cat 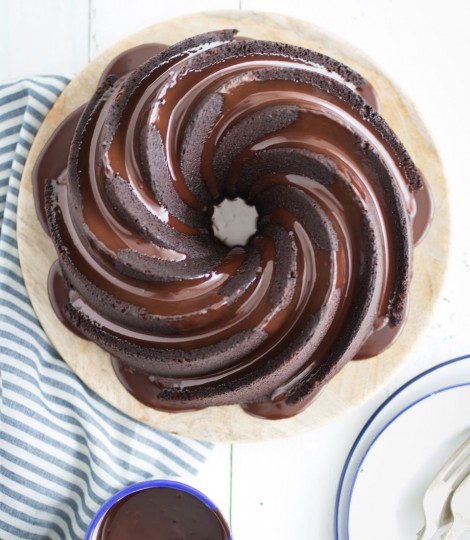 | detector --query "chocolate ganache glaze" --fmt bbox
[96,487,230,540]
[33,30,433,419]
